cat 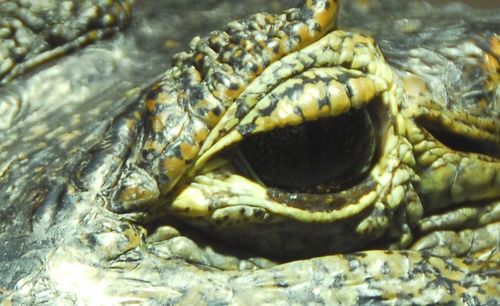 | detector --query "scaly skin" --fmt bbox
[0,0,499,304]
[0,0,133,83]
